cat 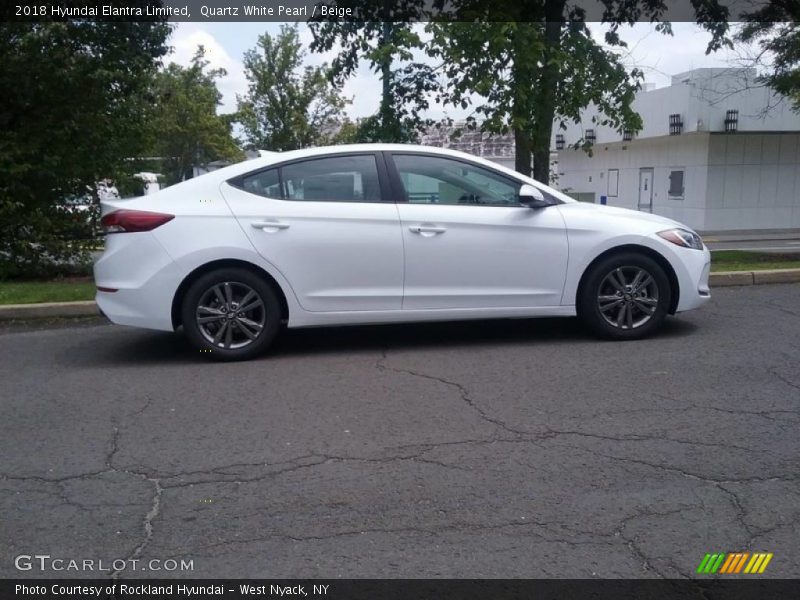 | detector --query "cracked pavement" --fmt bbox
[1,284,798,578]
